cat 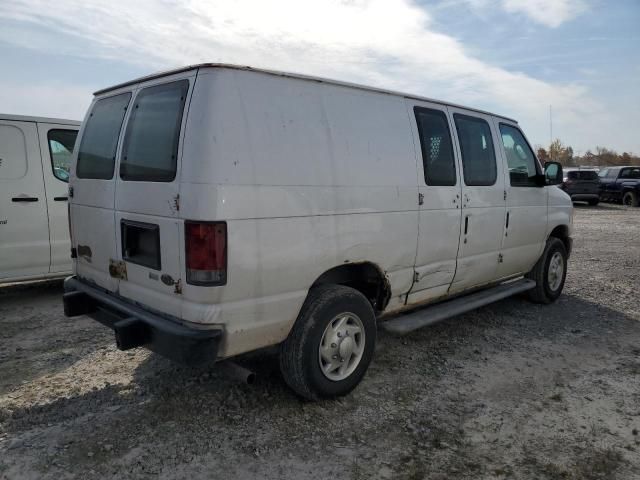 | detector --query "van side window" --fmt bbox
[47,129,78,182]
[77,93,131,180]
[0,125,27,180]
[120,80,189,182]
[414,107,456,186]
[499,124,540,187]
[453,114,497,186]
